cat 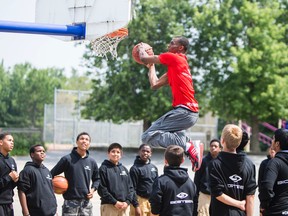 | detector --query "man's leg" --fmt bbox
[142,108,198,149]
[62,200,80,216]
[197,192,211,216]
[137,196,151,216]
[129,204,136,216]
[101,204,119,216]
[80,200,93,216]
[142,107,203,171]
